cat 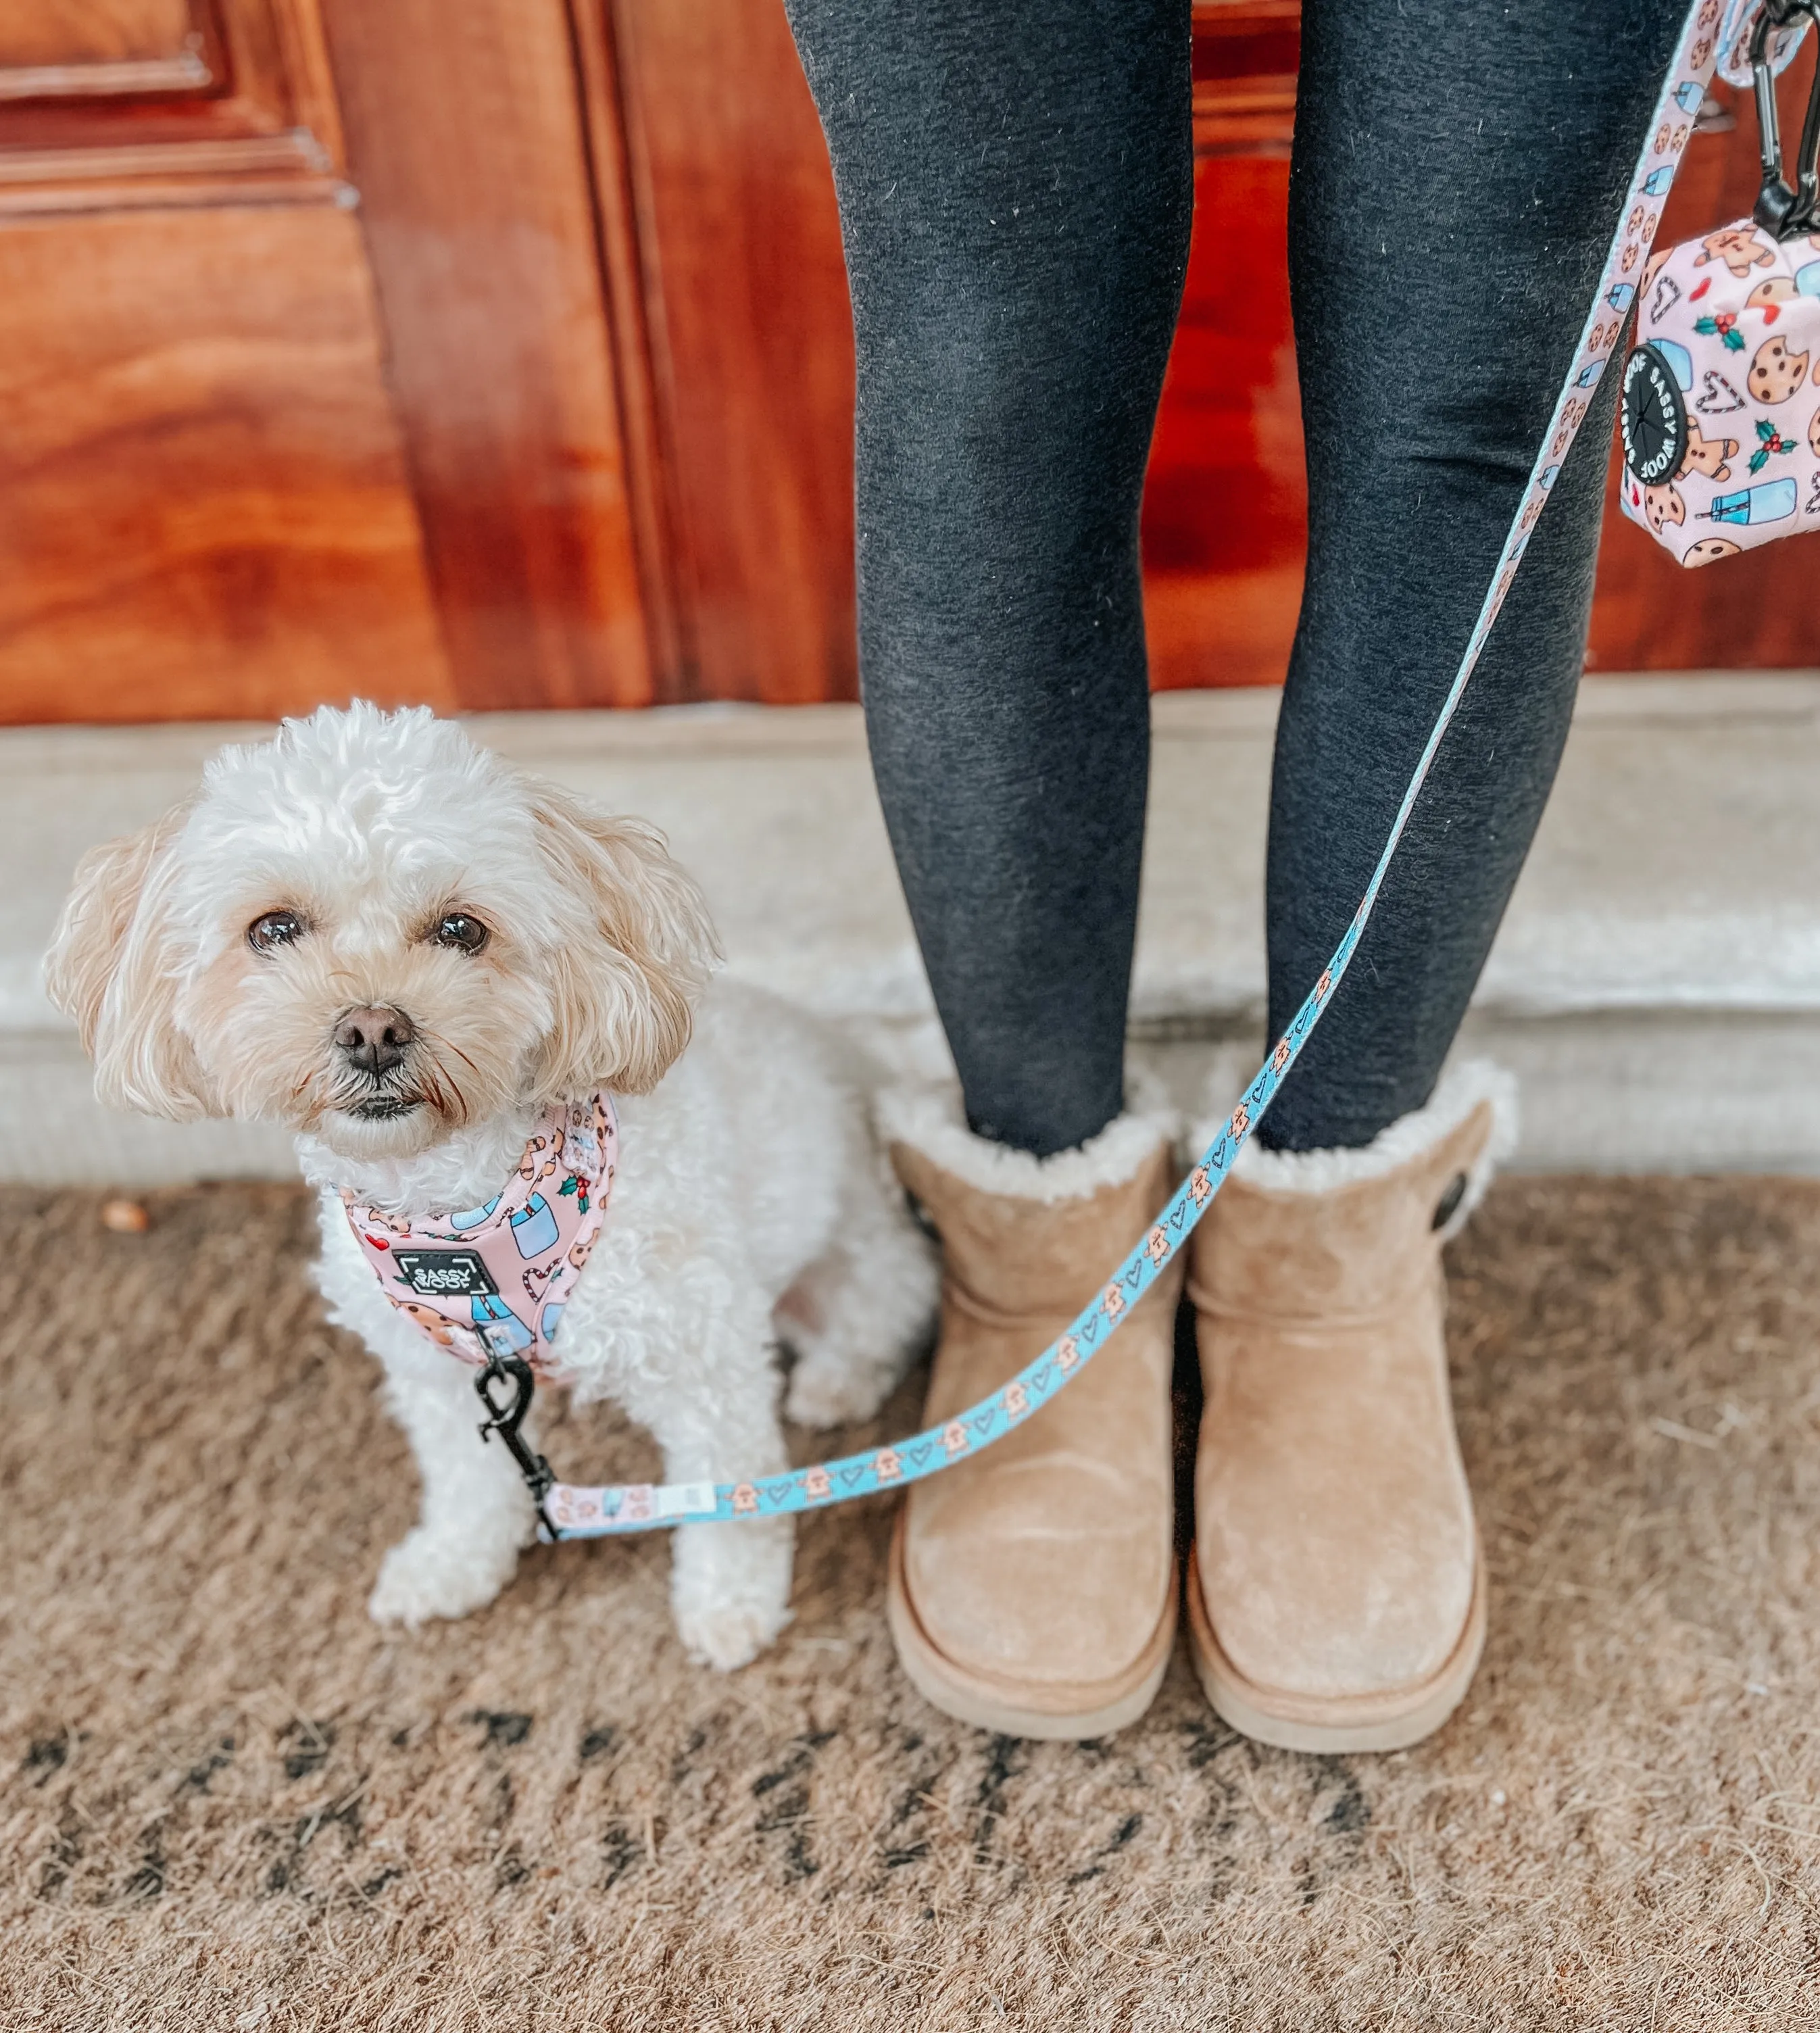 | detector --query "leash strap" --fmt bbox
[524,0,1735,1541]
